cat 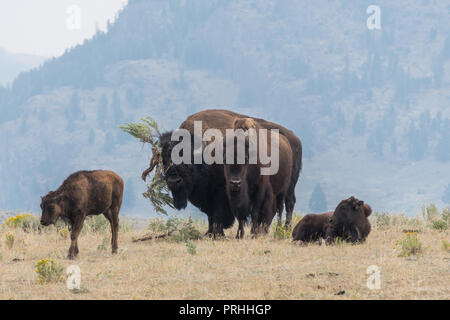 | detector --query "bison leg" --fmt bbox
[284,189,296,229]
[205,215,214,237]
[68,216,84,259]
[103,208,119,254]
[236,220,245,239]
